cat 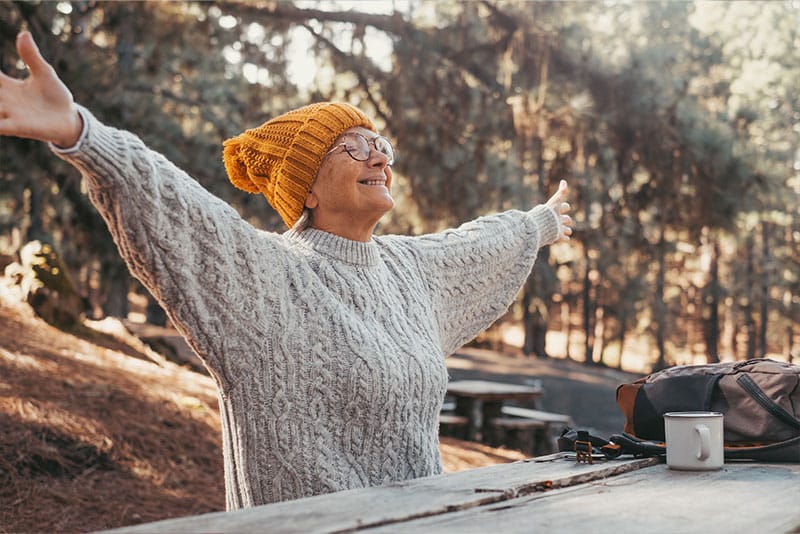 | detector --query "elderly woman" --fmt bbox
[0,32,573,509]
